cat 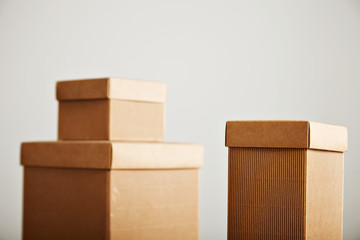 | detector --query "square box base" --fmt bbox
[227,148,343,240]
[23,167,199,240]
